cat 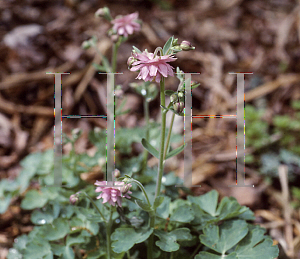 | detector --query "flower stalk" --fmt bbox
[155,78,167,199]
[142,98,150,172]
[164,112,175,160]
